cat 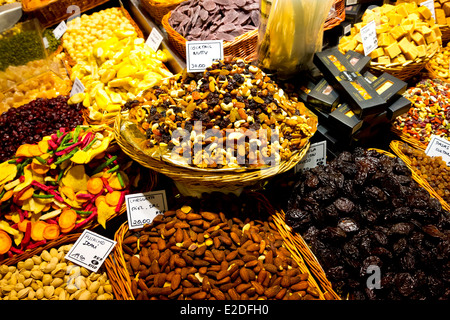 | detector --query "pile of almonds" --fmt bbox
[122,205,322,300]
[0,244,113,300]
